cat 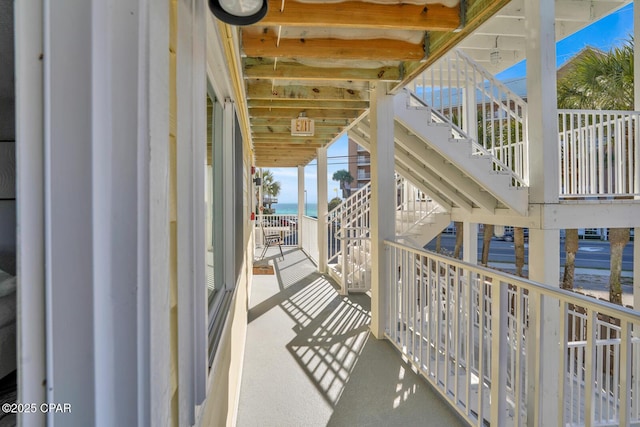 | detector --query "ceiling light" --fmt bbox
[209,0,268,26]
